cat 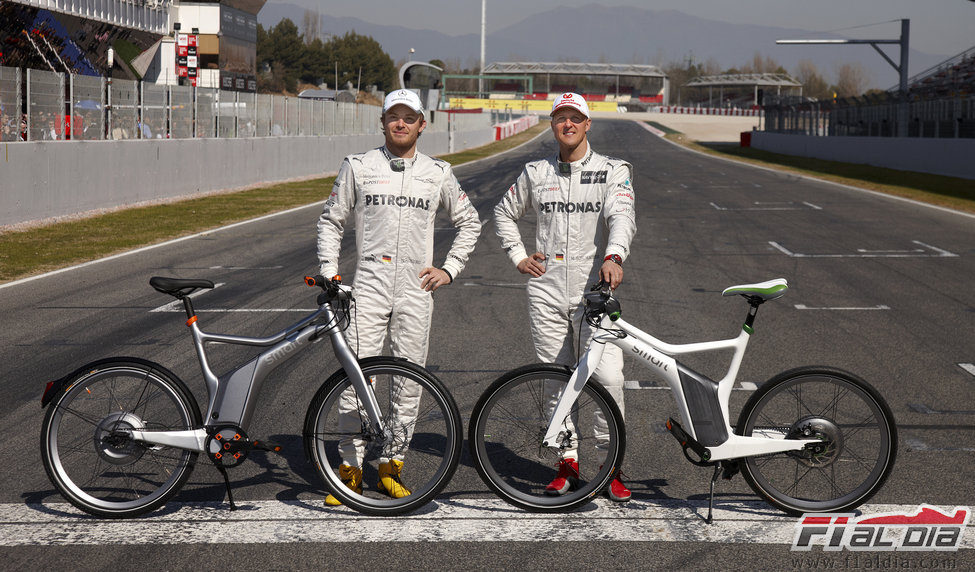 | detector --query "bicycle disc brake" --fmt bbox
[94,411,147,465]
[786,416,843,468]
